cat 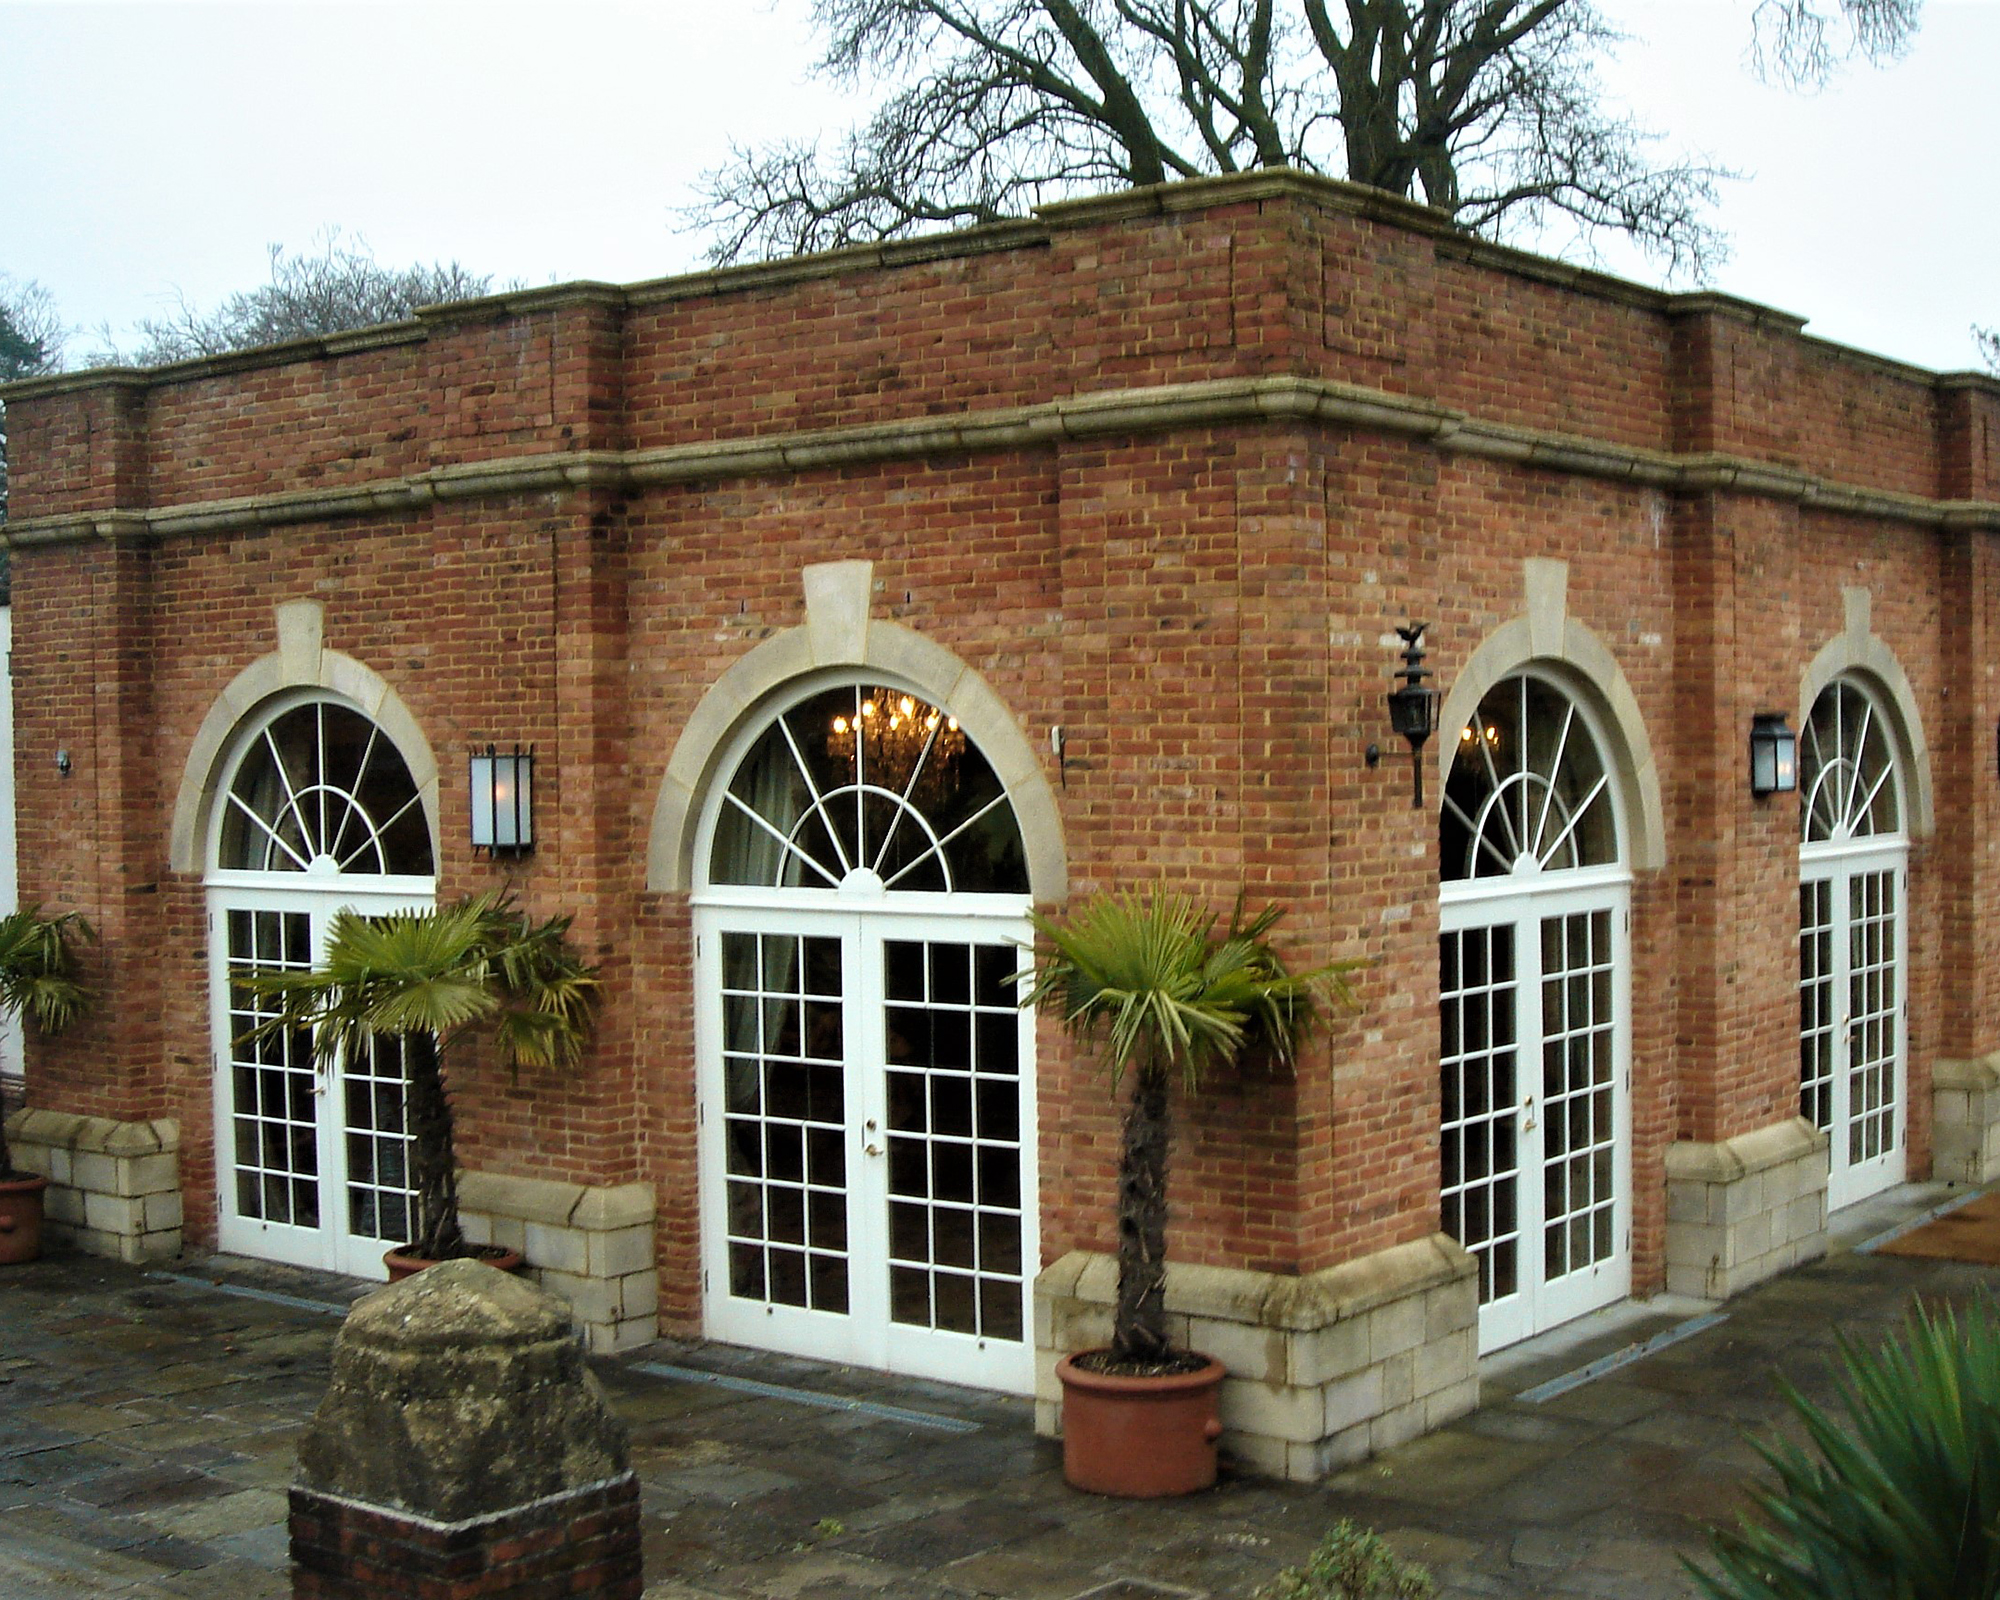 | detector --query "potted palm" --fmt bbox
[247,891,597,1276]
[1019,889,1357,1496]
[0,906,94,1266]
